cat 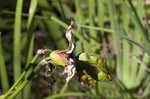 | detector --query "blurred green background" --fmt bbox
[1,0,150,98]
